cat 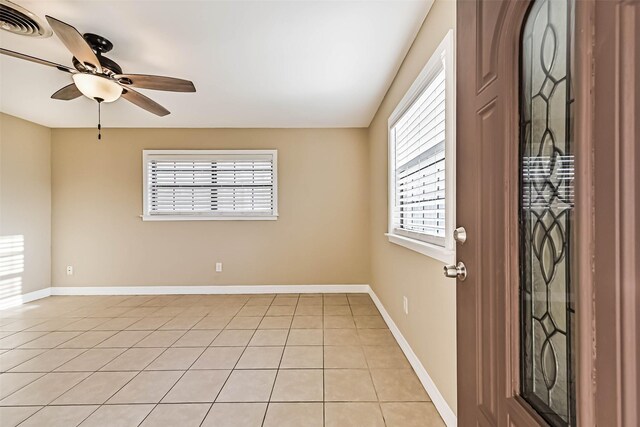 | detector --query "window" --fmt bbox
[142,150,278,221]
[387,30,455,263]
